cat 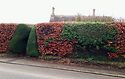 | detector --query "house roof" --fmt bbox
[50,15,113,22]
[49,7,113,22]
